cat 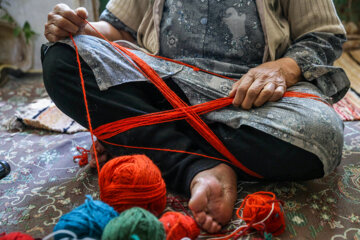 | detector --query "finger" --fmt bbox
[50,14,79,34]
[75,7,88,20]
[232,74,254,107]
[241,78,265,109]
[44,31,60,42]
[253,82,276,107]
[269,85,286,102]
[46,23,69,38]
[53,3,85,27]
[228,80,241,97]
